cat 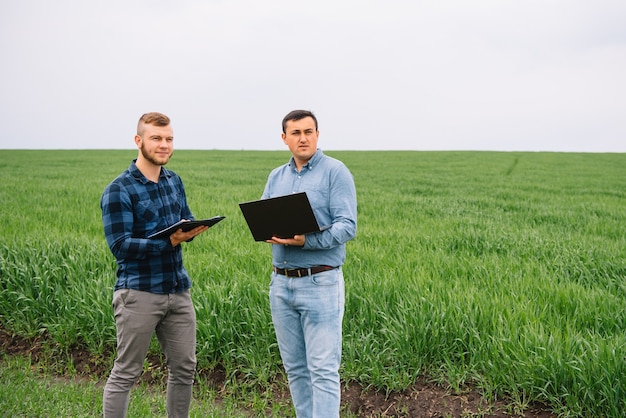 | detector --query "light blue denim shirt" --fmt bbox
[262,149,357,269]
